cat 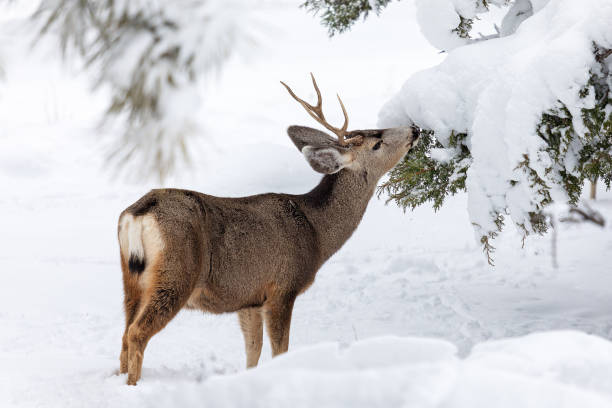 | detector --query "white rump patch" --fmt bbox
[119,213,144,261]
